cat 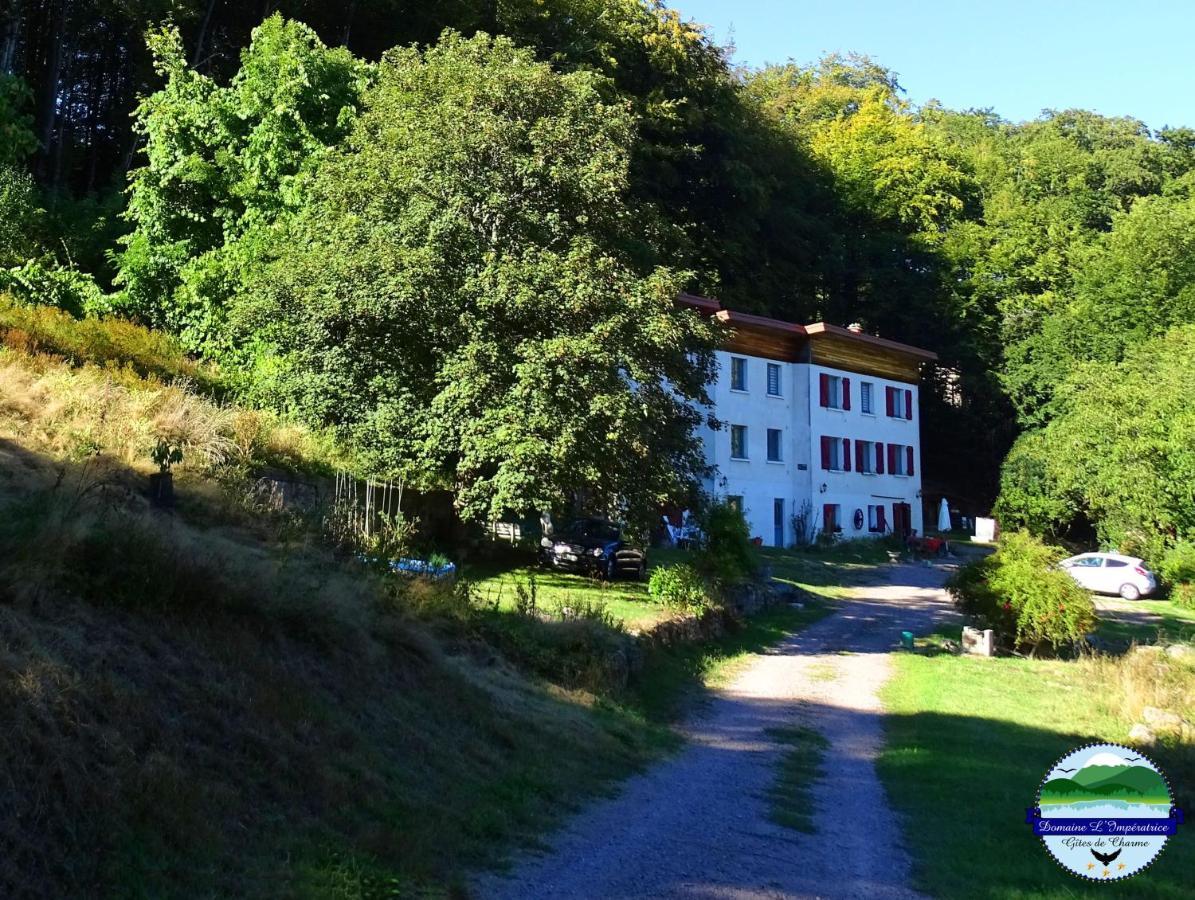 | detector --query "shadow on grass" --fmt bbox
[1092,599,1195,650]
[880,706,1193,900]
